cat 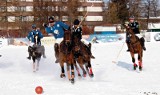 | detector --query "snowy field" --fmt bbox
[0,42,160,95]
